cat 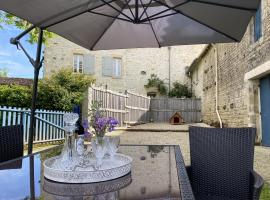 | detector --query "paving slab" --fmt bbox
[125,122,210,132]
[109,123,270,184]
